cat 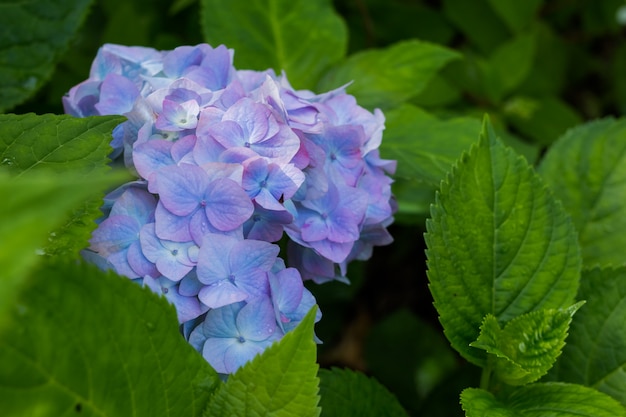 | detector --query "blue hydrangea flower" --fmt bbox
[68,42,396,374]
[188,297,281,374]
